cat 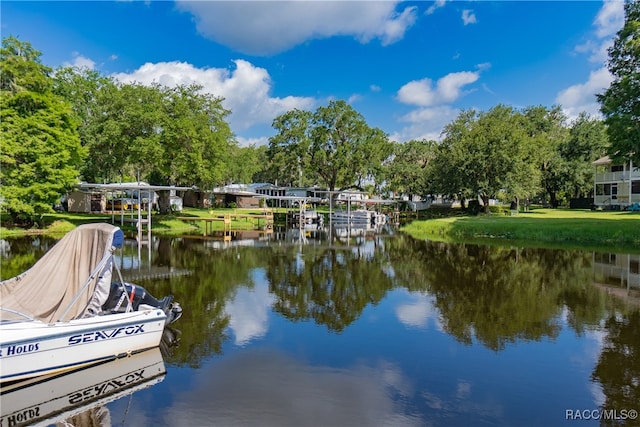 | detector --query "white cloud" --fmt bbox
[594,0,625,38]
[65,52,96,70]
[556,1,623,121]
[348,93,362,104]
[390,105,460,142]
[176,1,418,55]
[461,9,477,26]
[575,0,624,63]
[393,68,484,142]
[555,66,612,120]
[370,84,382,92]
[425,0,447,16]
[112,59,315,132]
[397,71,479,107]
